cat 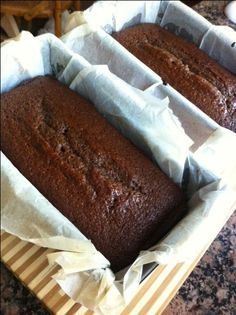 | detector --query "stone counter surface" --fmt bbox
[1,1,235,314]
